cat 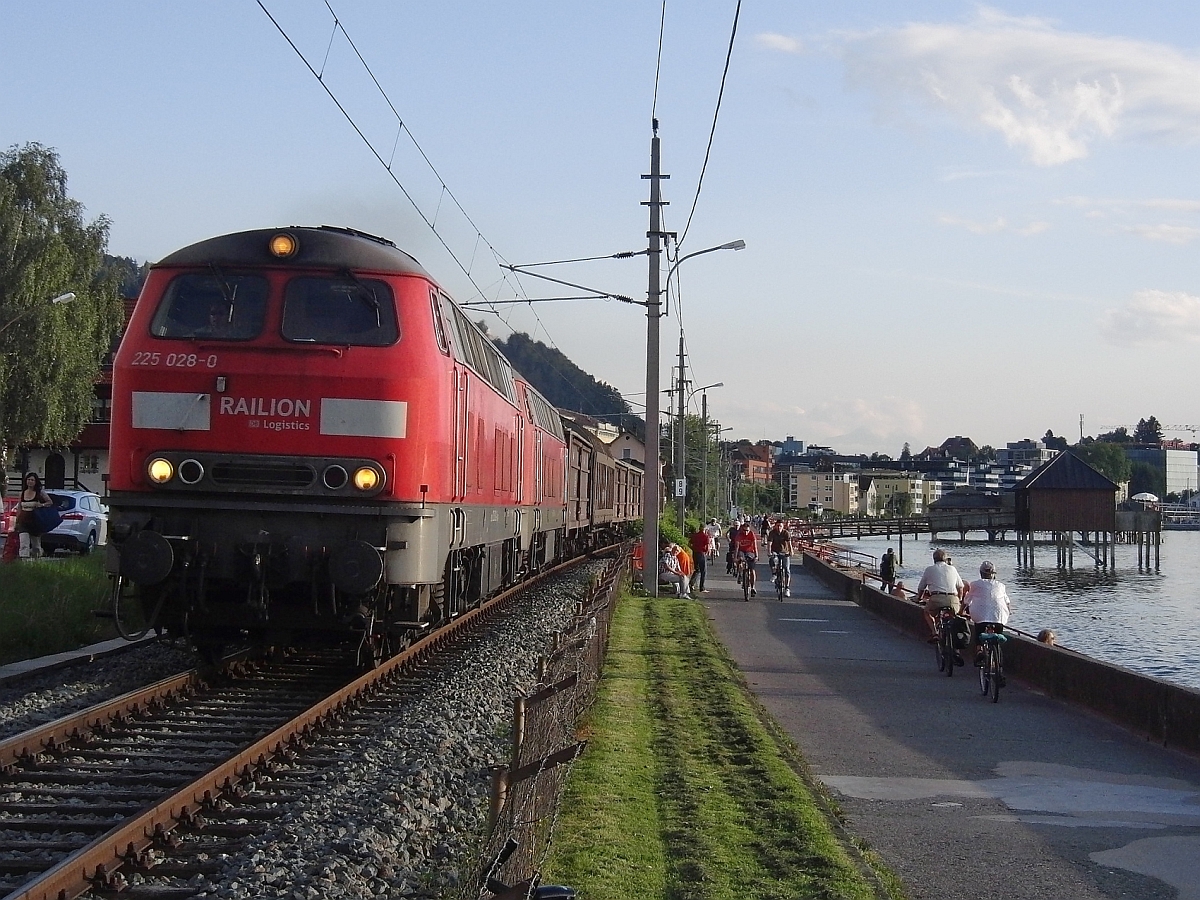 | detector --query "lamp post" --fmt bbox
[695,383,723,525]
[666,241,744,533]
[0,292,74,338]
